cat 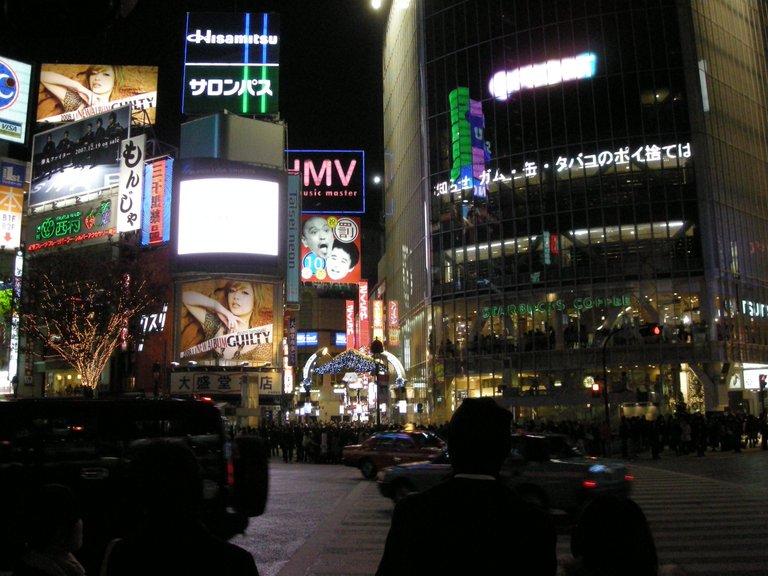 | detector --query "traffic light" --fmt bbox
[591,381,603,398]
[760,374,767,390]
[651,325,661,336]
